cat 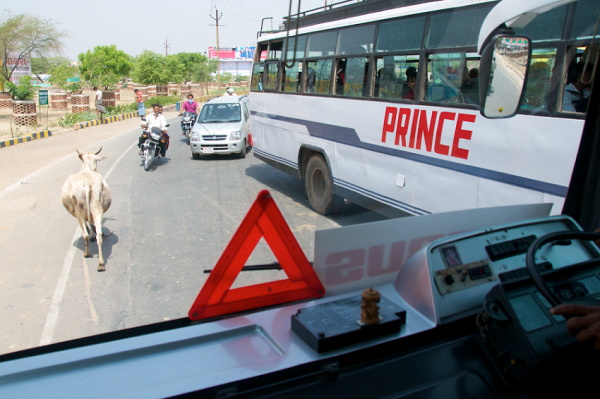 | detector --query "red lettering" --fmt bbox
[395,108,411,147]
[451,113,476,160]
[434,112,455,156]
[324,249,365,285]
[367,241,405,277]
[416,110,437,152]
[408,108,420,149]
[381,107,397,143]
